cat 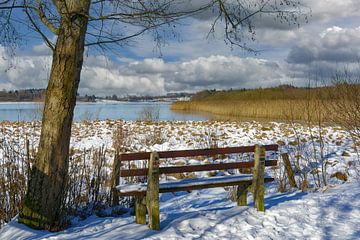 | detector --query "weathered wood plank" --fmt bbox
[117,177,274,197]
[281,153,297,188]
[119,145,278,161]
[146,152,160,230]
[120,160,278,177]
